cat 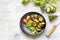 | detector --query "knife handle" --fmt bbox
[46,25,56,37]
